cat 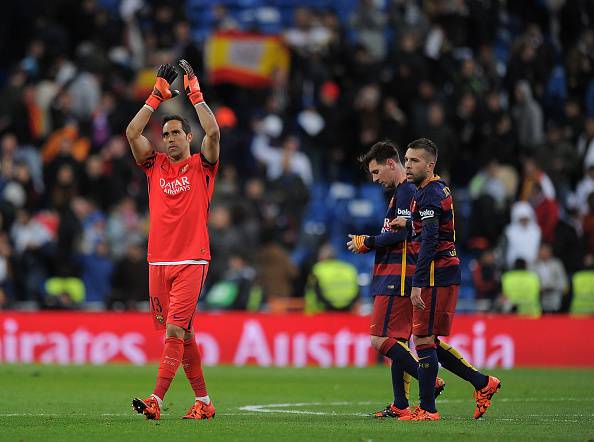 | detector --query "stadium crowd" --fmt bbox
[0,0,593,314]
